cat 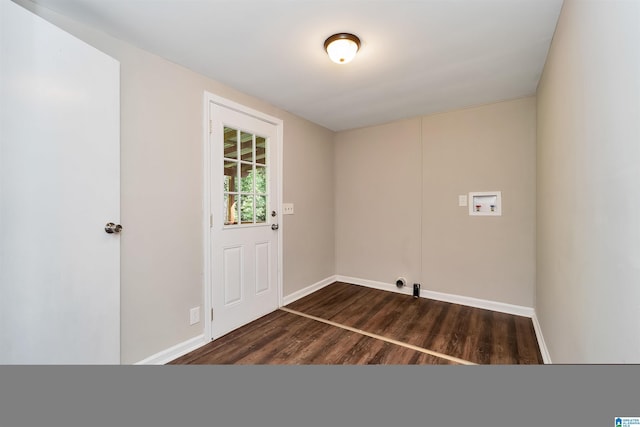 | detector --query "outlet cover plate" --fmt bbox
[189,307,200,325]
[282,203,294,215]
